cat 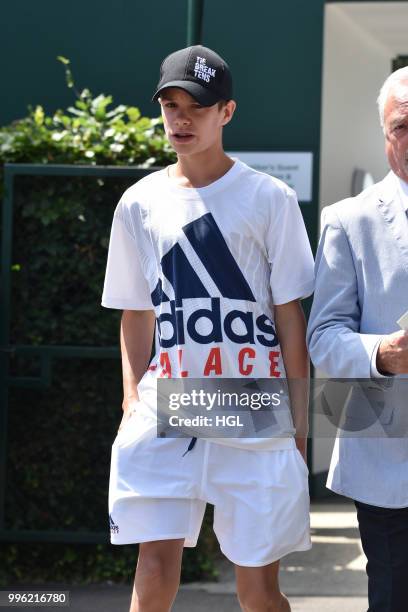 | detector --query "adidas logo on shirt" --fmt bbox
[149,212,281,378]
